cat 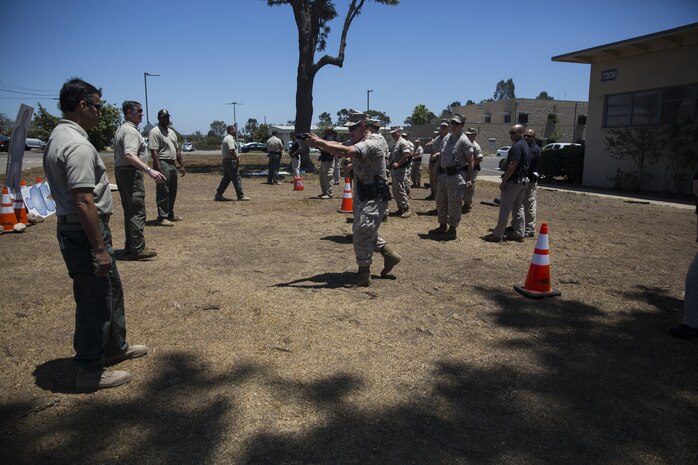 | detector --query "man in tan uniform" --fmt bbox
[44,78,148,392]
[429,114,474,240]
[307,114,401,287]
[266,130,284,185]
[425,121,449,201]
[149,109,185,226]
[462,127,483,214]
[389,127,412,218]
[410,139,424,188]
[114,101,165,259]
[215,125,250,201]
